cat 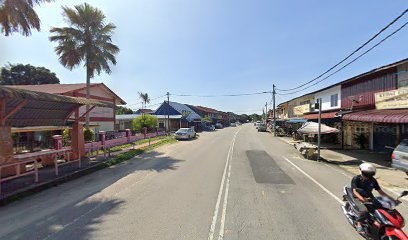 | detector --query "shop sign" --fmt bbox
[293,104,311,116]
[375,87,408,110]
